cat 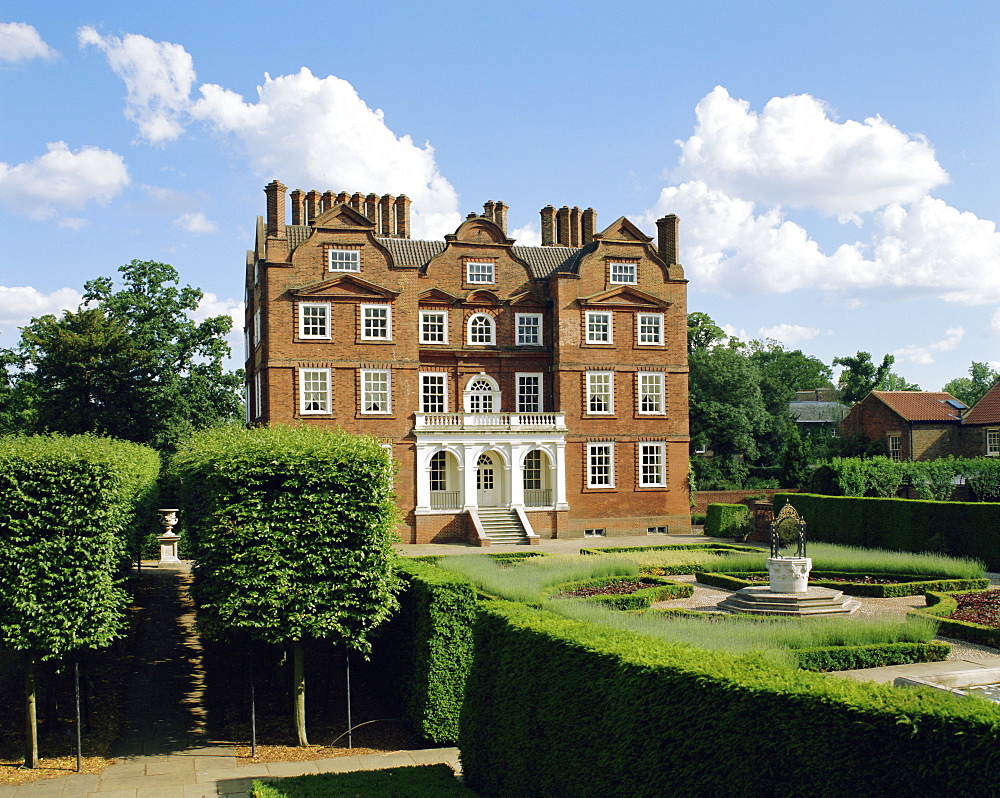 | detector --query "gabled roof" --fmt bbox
[963,381,1000,425]
[868,391,966,422]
